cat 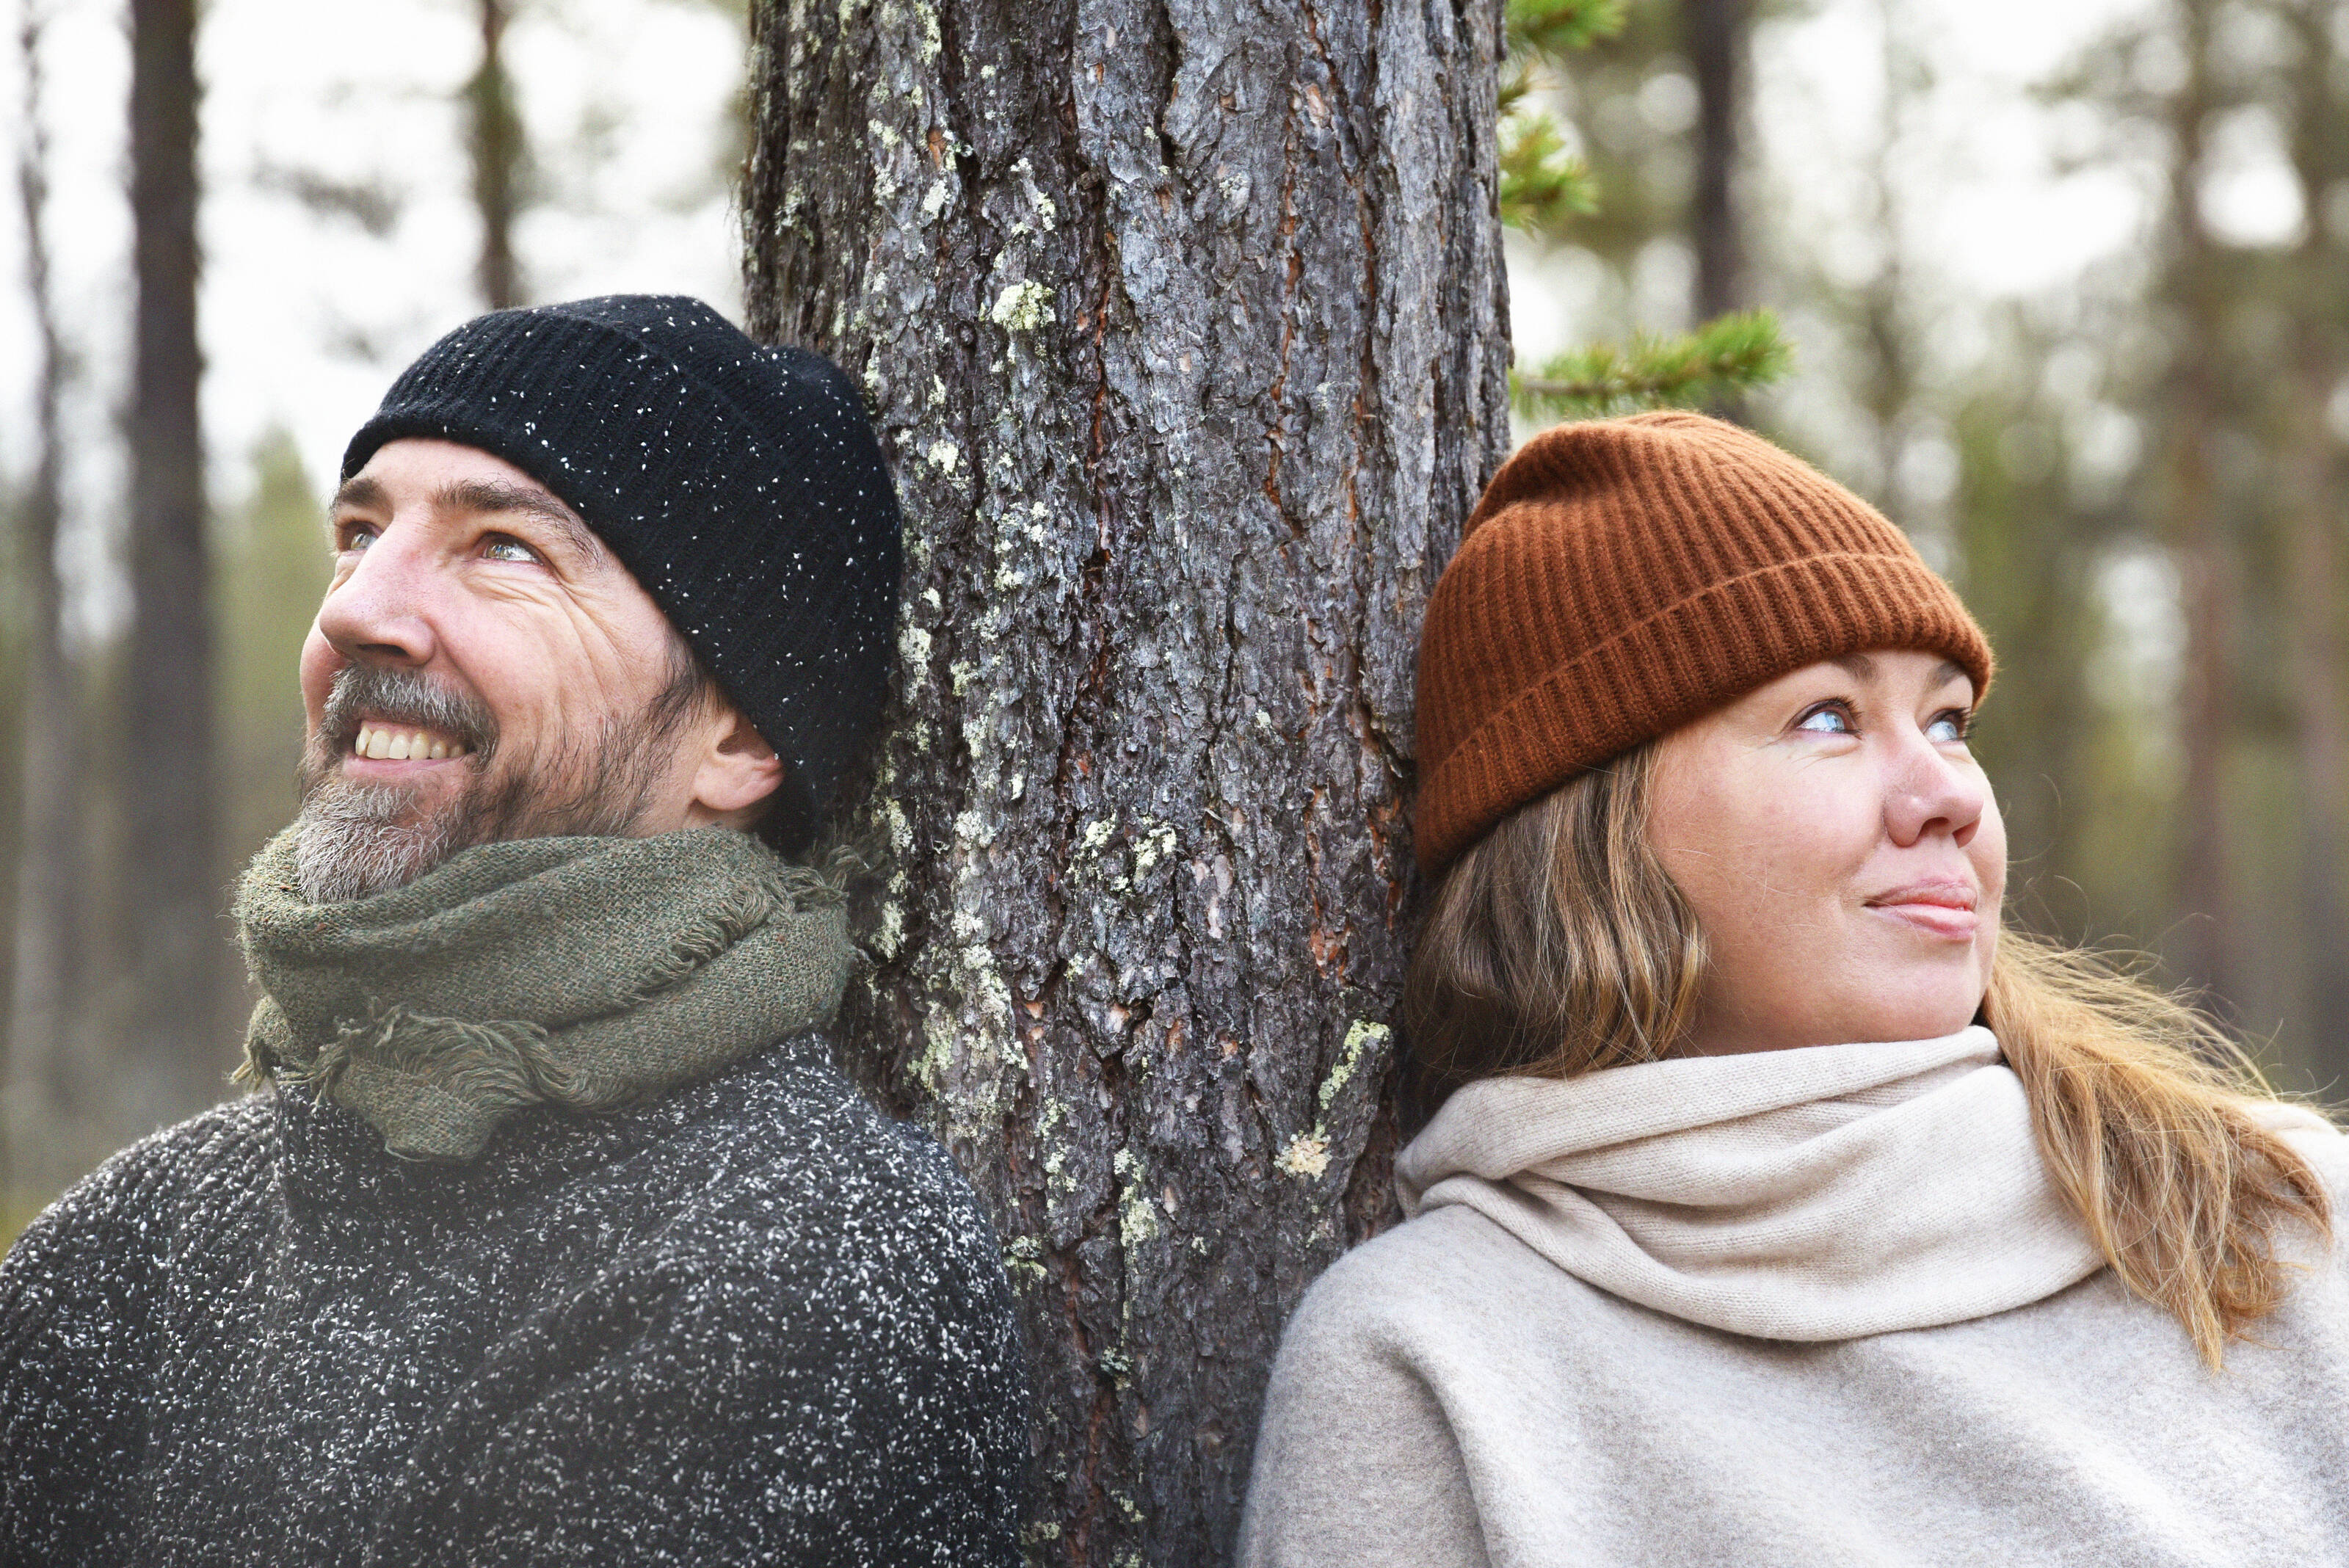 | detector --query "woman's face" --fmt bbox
[1647,649,2005,1055]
